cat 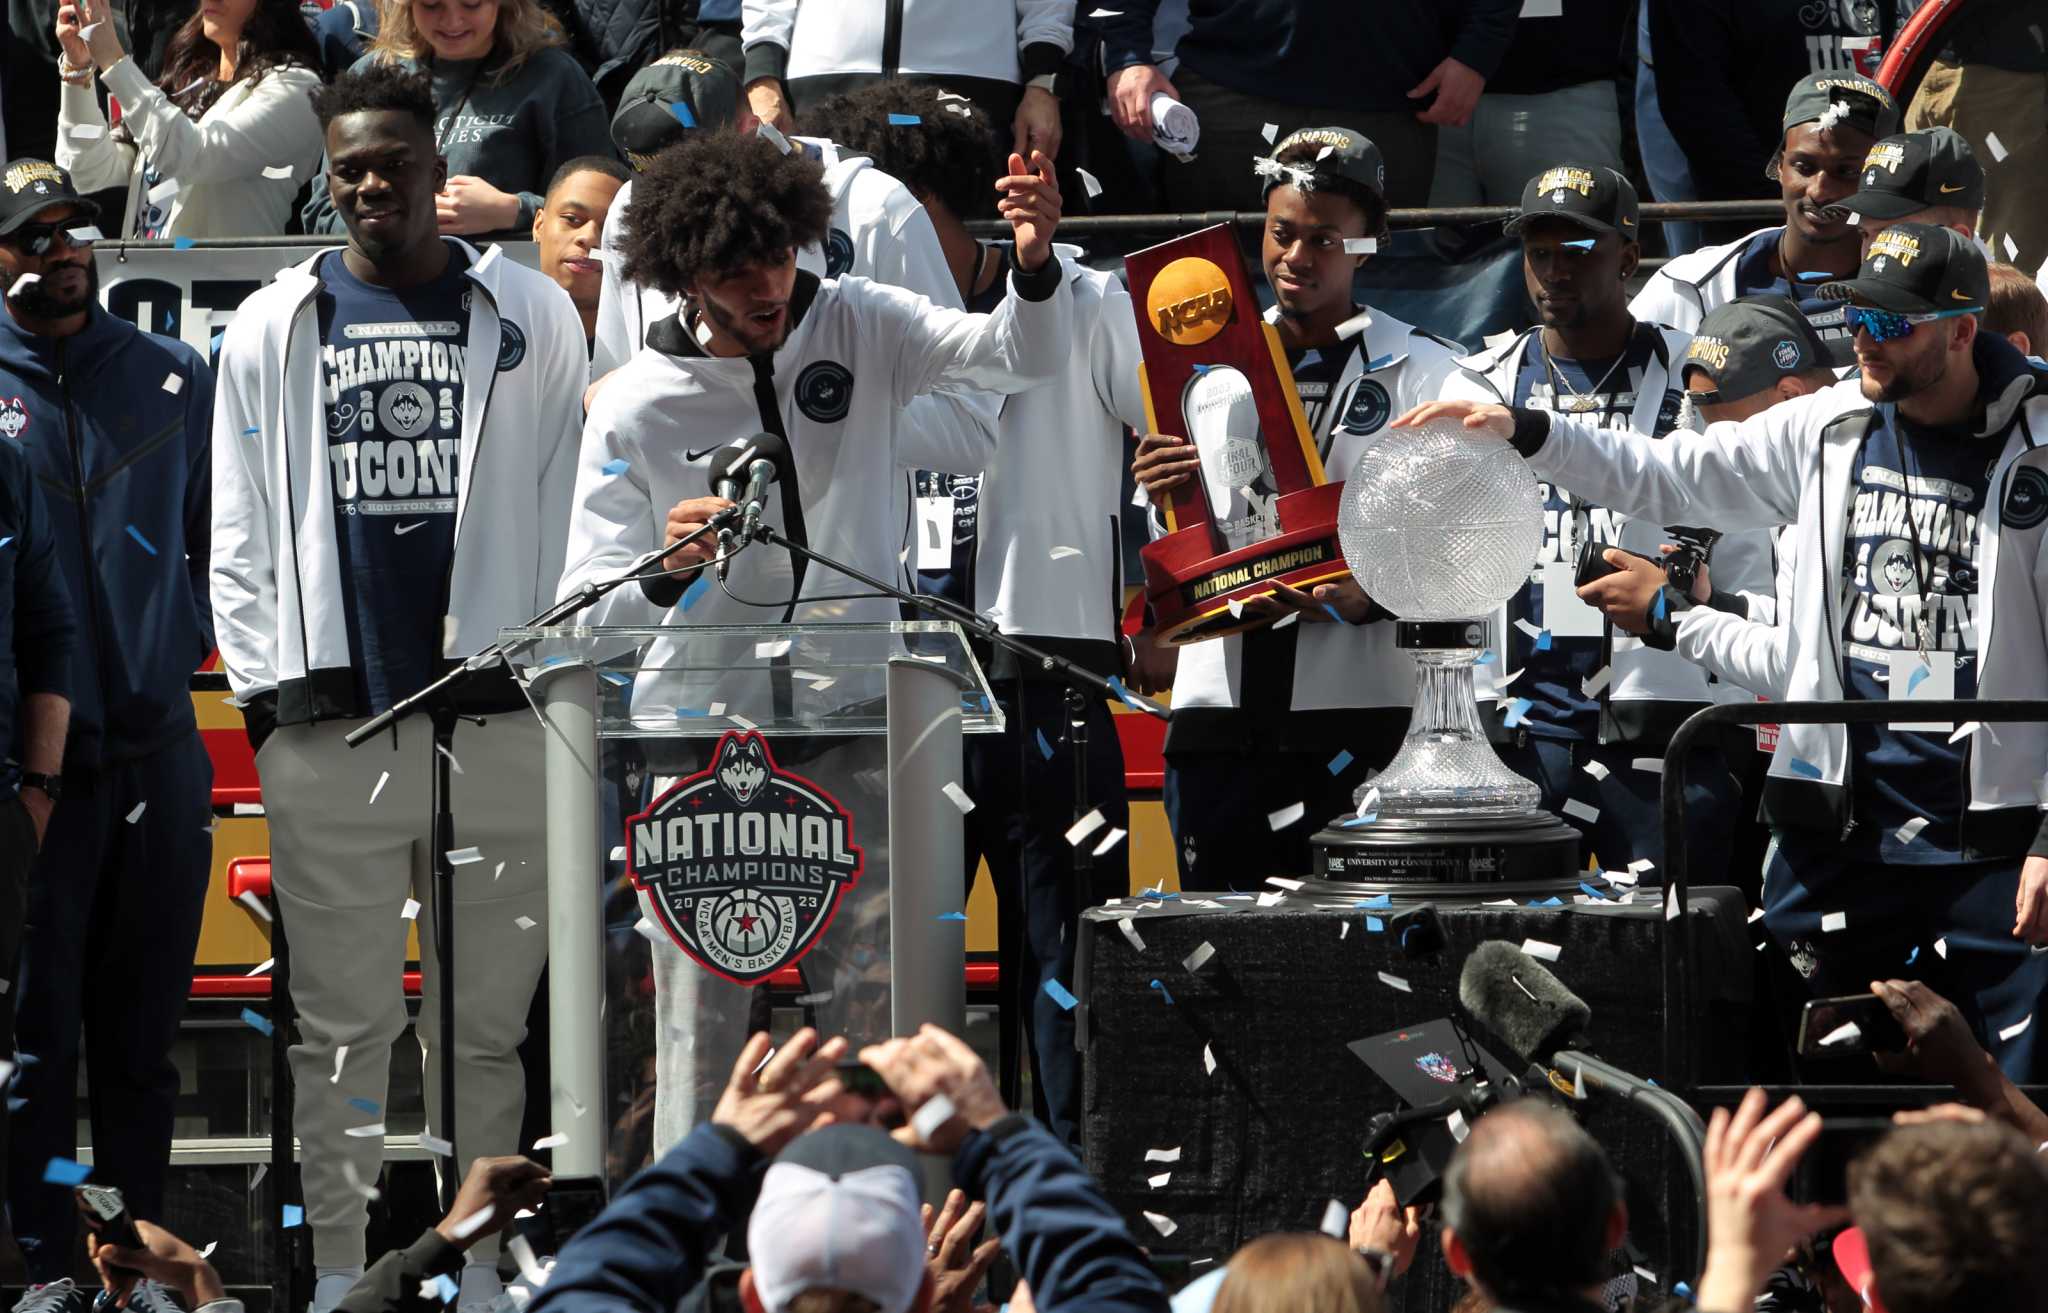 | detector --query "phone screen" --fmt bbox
[1797,993,1907,1056]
